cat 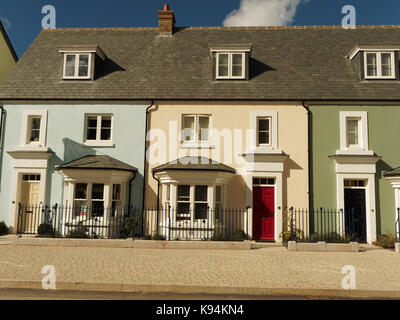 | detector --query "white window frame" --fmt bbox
[250,111,278,151]
[63,53,92,80]
[216,52,246,79]
[83,114,113,147]
[364,51,396,79]
[339,111,369,153]
[346,117,361,148]
[181,114,211,144]
[256,116,272,147]
[19,110,48,150]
